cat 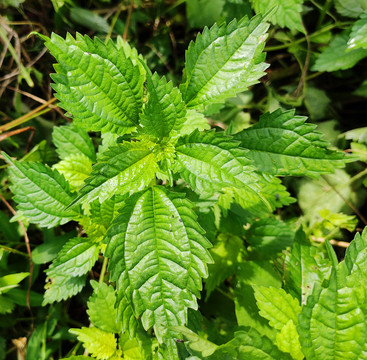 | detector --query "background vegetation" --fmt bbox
[0,0,367,359]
